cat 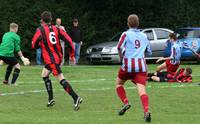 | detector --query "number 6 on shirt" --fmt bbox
[49,32,57,44]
